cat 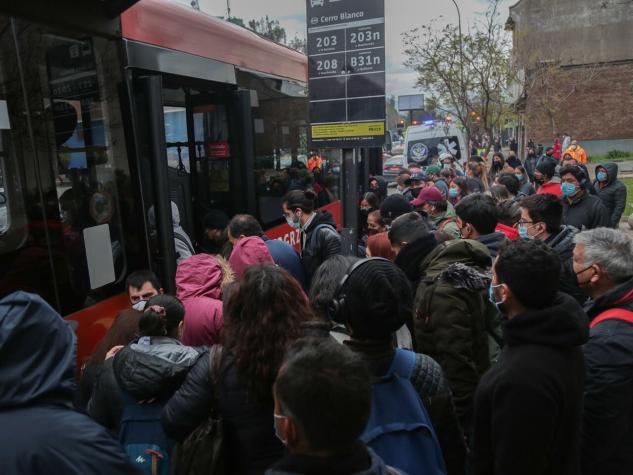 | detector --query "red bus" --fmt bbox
[0,0,341,364]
